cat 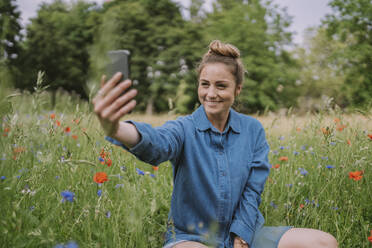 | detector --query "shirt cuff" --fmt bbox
[230,220,255,246]
[104,121,148,156]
